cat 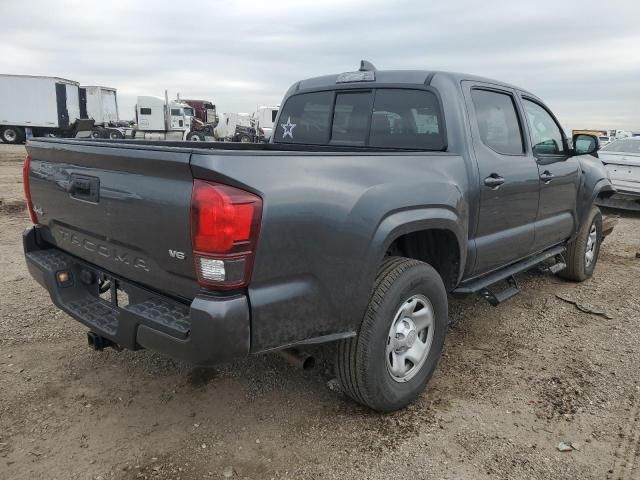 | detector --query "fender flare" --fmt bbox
[366,207,467,286]
[581,179,615,224]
